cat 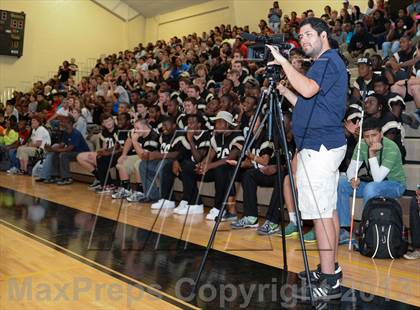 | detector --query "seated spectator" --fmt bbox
[148,105,164,133]
[0,116,19,167]
[71,109,87,138]
[337,117,406,244]
[391,40,420,105]
[171,114,211,214]
[348,21,376,59]
[364,93,407,162]
[382,18,407,59]
[77,113,117,189]
[388,36,417,81]
[4,103,19,122]
[139,116,180,204]
[194,111,244,221]
[331,20,347,52]
[112,119,159,199]
[95,112,132,194]
[352,58,379,101]
[16,116,51,174]
[373,75,405,121]
[37,116,89,185]
[187,85,207,111]
[6,119,30,174]
[370,10,389,49]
